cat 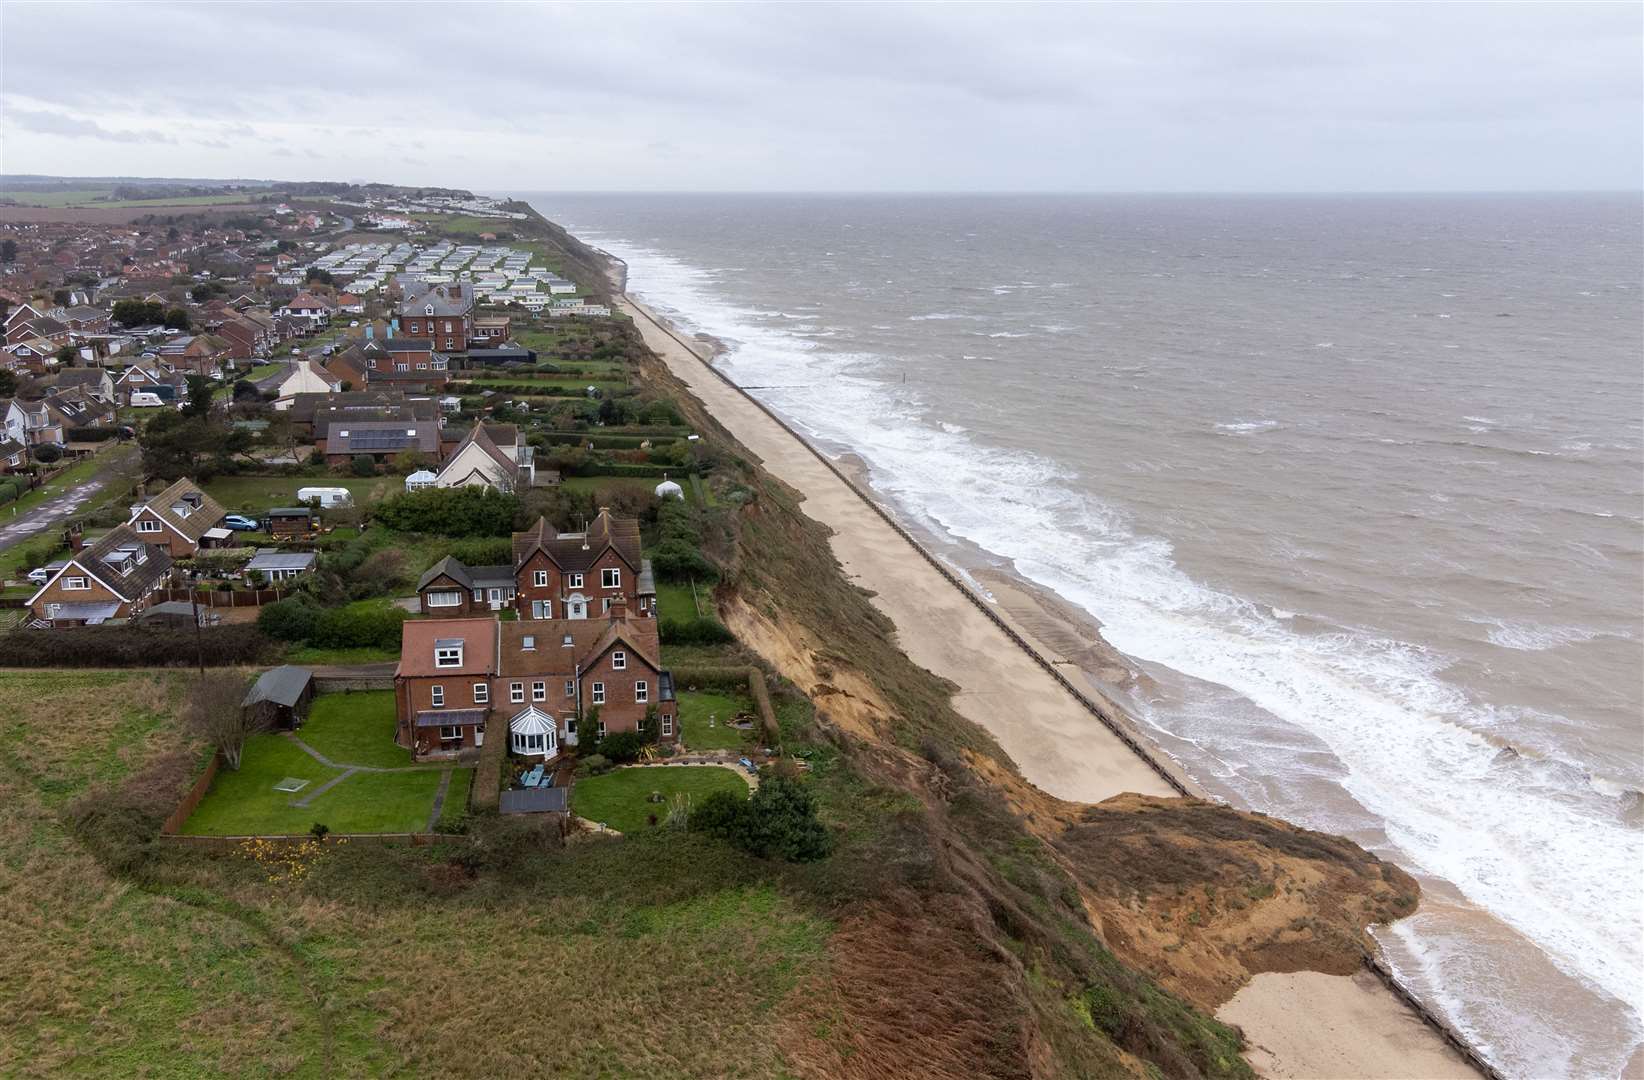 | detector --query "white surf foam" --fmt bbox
[591,231,1644,1033]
